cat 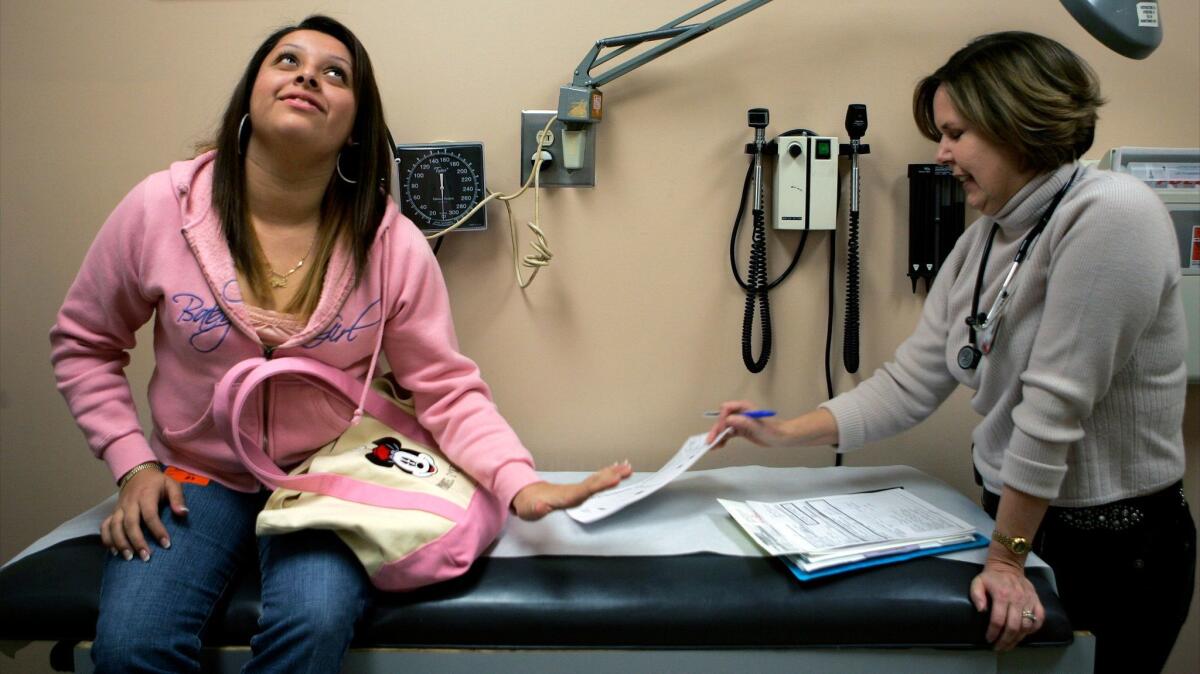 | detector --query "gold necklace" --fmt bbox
[266,235,317,288]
